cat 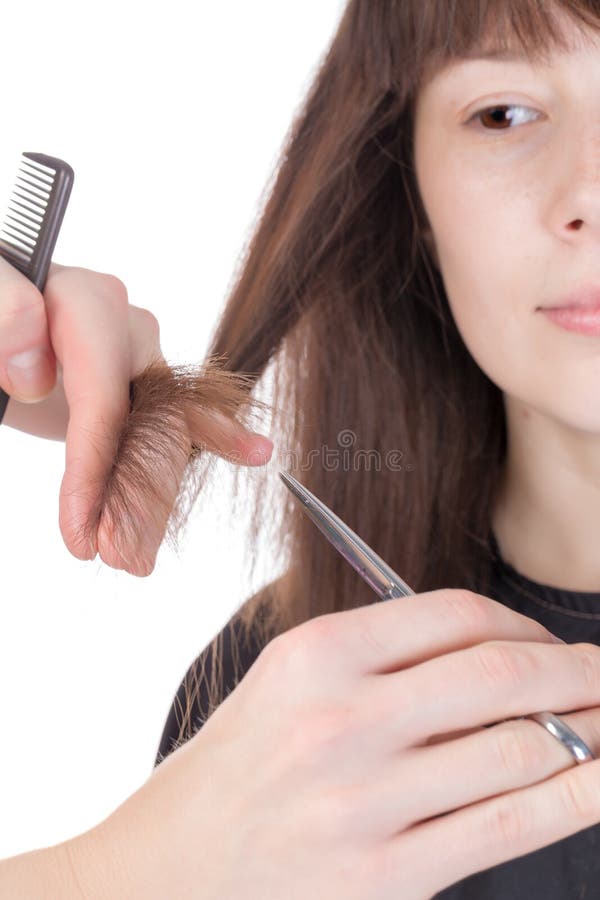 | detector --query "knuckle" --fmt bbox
[575,643,600,694]
[260,617,328,671]
[442,588,496,635]
[256,629,288,669]
[560,769,595,822]
[308,611,338,635]
[472,641,527,691]
[134,307,161,347]
[258,613,344,695]
[494,722,548,779]
[485,794,532,848]
[138,307,160,337]
[95,272,129,306]
[298,614,339,652]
